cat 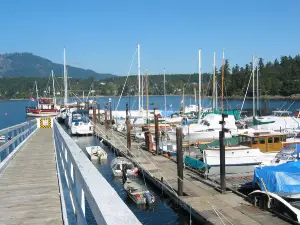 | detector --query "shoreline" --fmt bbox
[2,95,300,101]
